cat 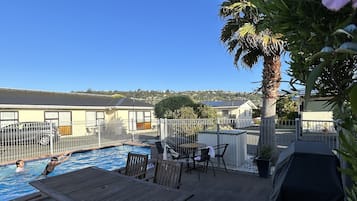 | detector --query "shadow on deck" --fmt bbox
[180,168,272,201]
